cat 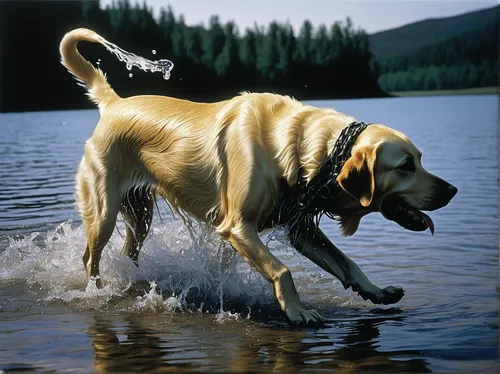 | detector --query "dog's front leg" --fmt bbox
[228,220,323,325]
[290,225,404,305]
